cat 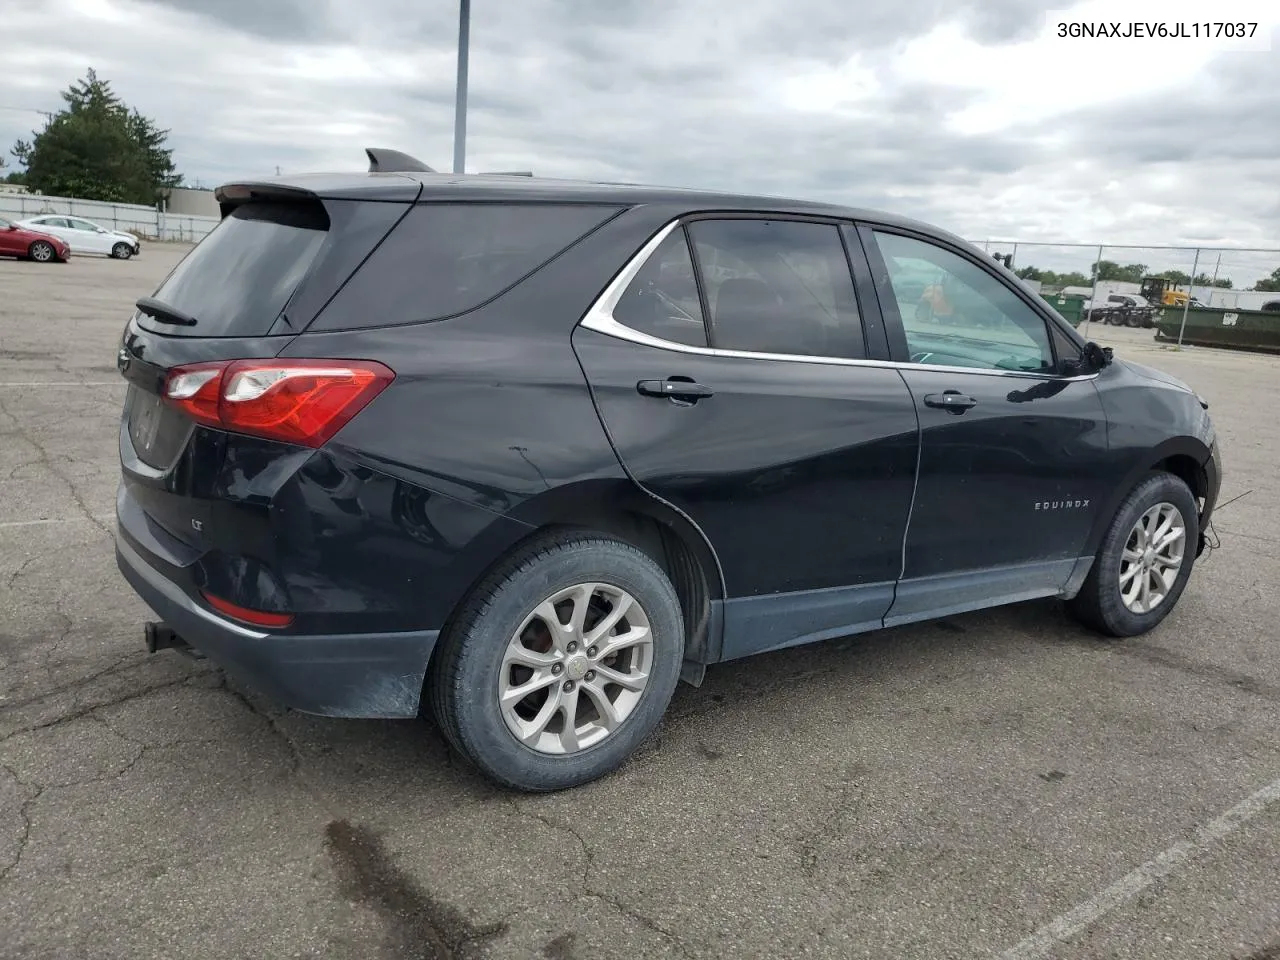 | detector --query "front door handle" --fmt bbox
[923,391,977,413]
[637,379,714,402]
